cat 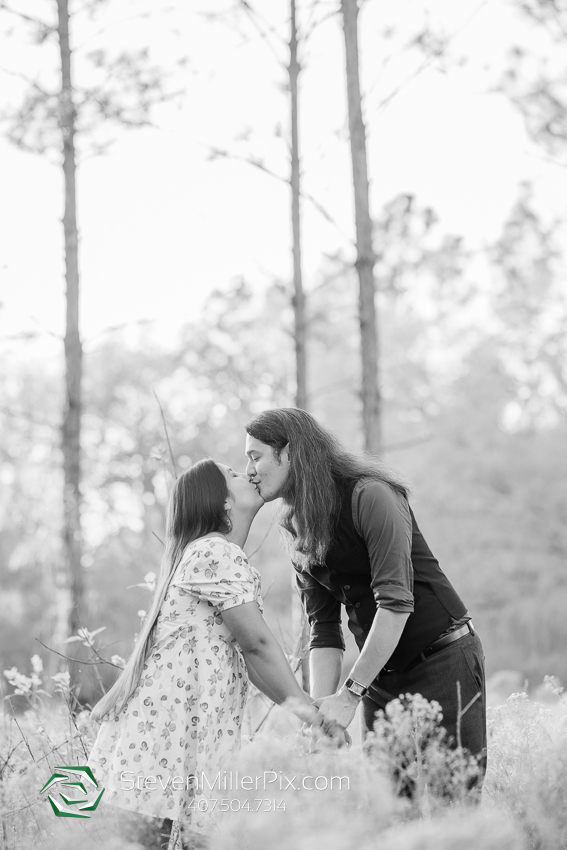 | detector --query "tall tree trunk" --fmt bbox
[341,0,381,454]
[290,0,307,412]
[289,0,309,688]
[57,0,84,668]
